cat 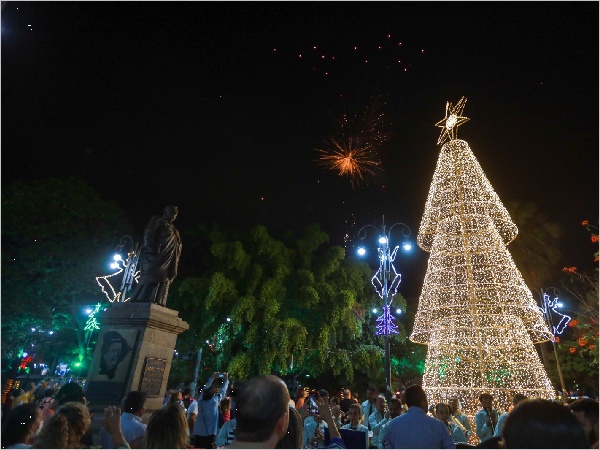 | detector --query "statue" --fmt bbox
[130,205,182,307]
